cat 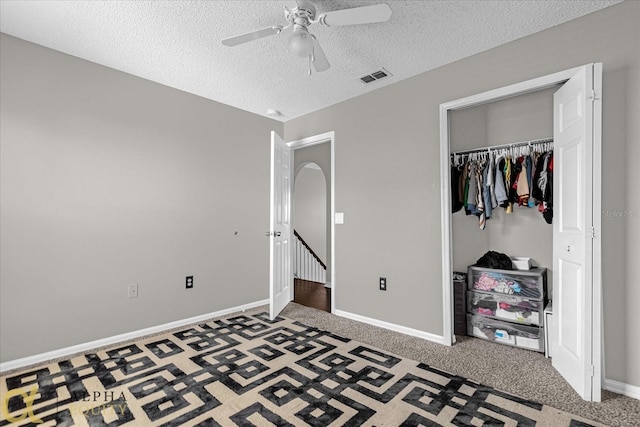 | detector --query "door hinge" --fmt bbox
[590,365,595,377]
[591,226,596,239]
[589,90,600,102]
